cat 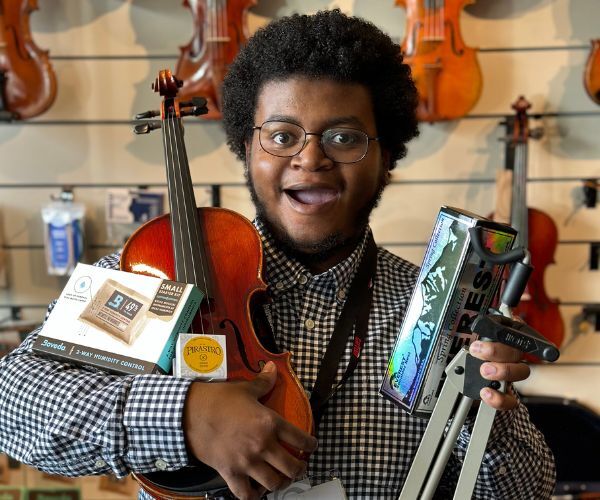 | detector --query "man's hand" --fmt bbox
[468,340,530,411]
[183,361,318,500]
